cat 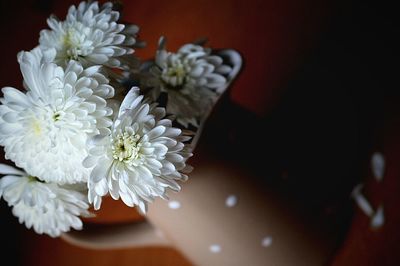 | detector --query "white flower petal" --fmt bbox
[117,87,142,117]
[146,126,166,140]
[1,87,31,107]
[0,169,90,237]
[147,38,230,127]
[0,50,114,184]
[0,164,26,176]
[39,1,140,69]
[84,90,191,213]
[90,159,112,183]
